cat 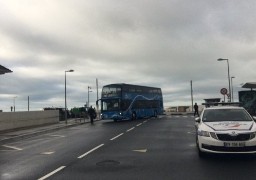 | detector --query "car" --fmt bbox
[195,106,256,157]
